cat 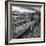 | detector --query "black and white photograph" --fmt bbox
[11,4,41,39]
[5,1,45,45]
